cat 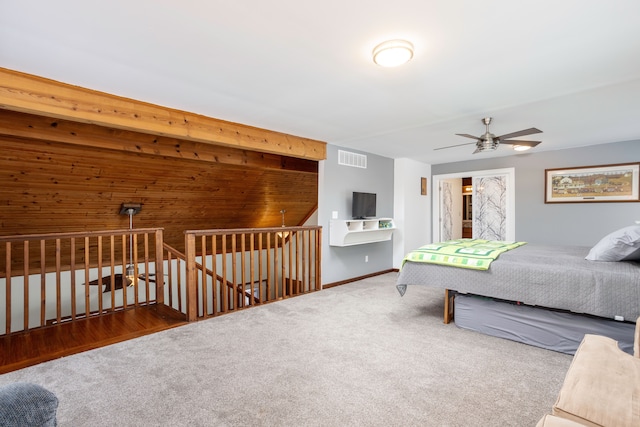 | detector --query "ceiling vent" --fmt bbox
[338,150,367,169]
